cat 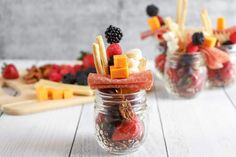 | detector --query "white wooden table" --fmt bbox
[1,60,236,157]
